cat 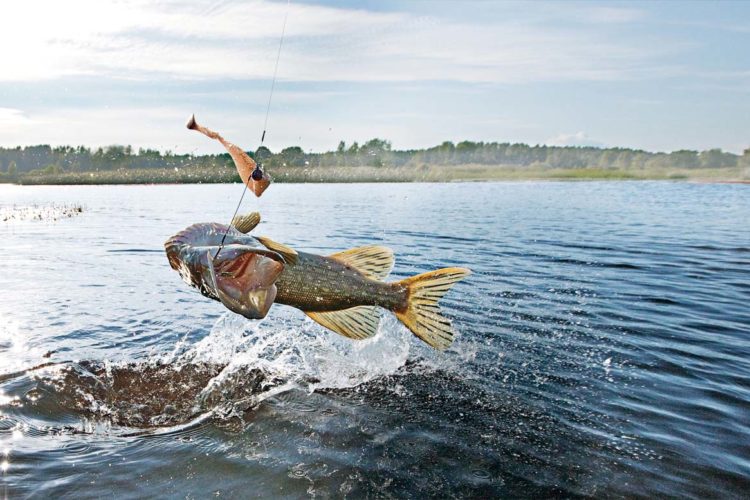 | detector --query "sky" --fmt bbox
[0,0,748,155]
